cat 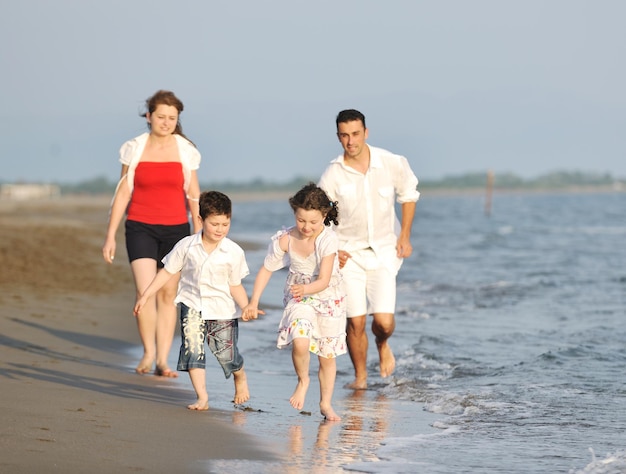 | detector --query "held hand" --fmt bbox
[338,250,351,269]
[241,305,265,321]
